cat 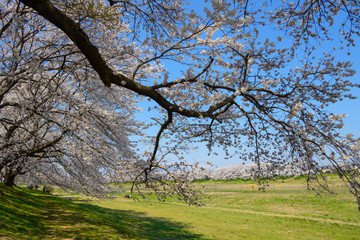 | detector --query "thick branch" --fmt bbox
[18,0,233,119]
